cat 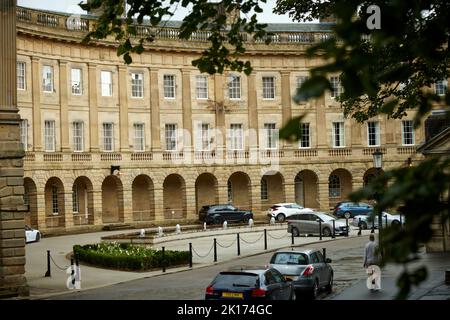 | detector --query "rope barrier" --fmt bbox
[216,239,237,249]
[191,243,214,259]
[49,254,71,271]
[267,231,290,240]
[240,232,264,244]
